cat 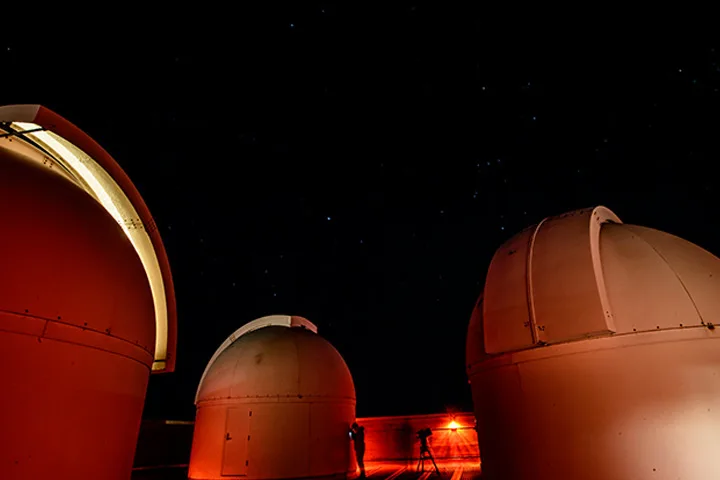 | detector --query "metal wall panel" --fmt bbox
[222,408,251,476]
[247,403,310,479]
